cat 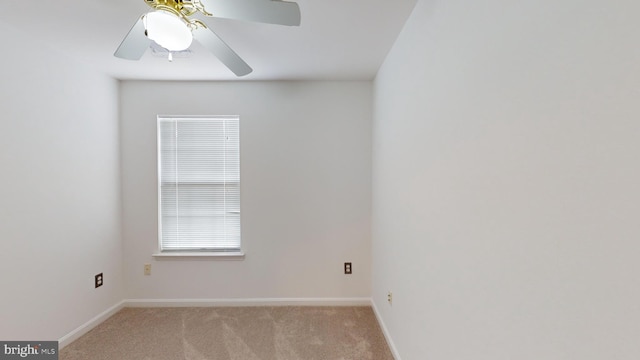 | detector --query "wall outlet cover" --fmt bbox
[95,273,103,288]
[344,262,352,274]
